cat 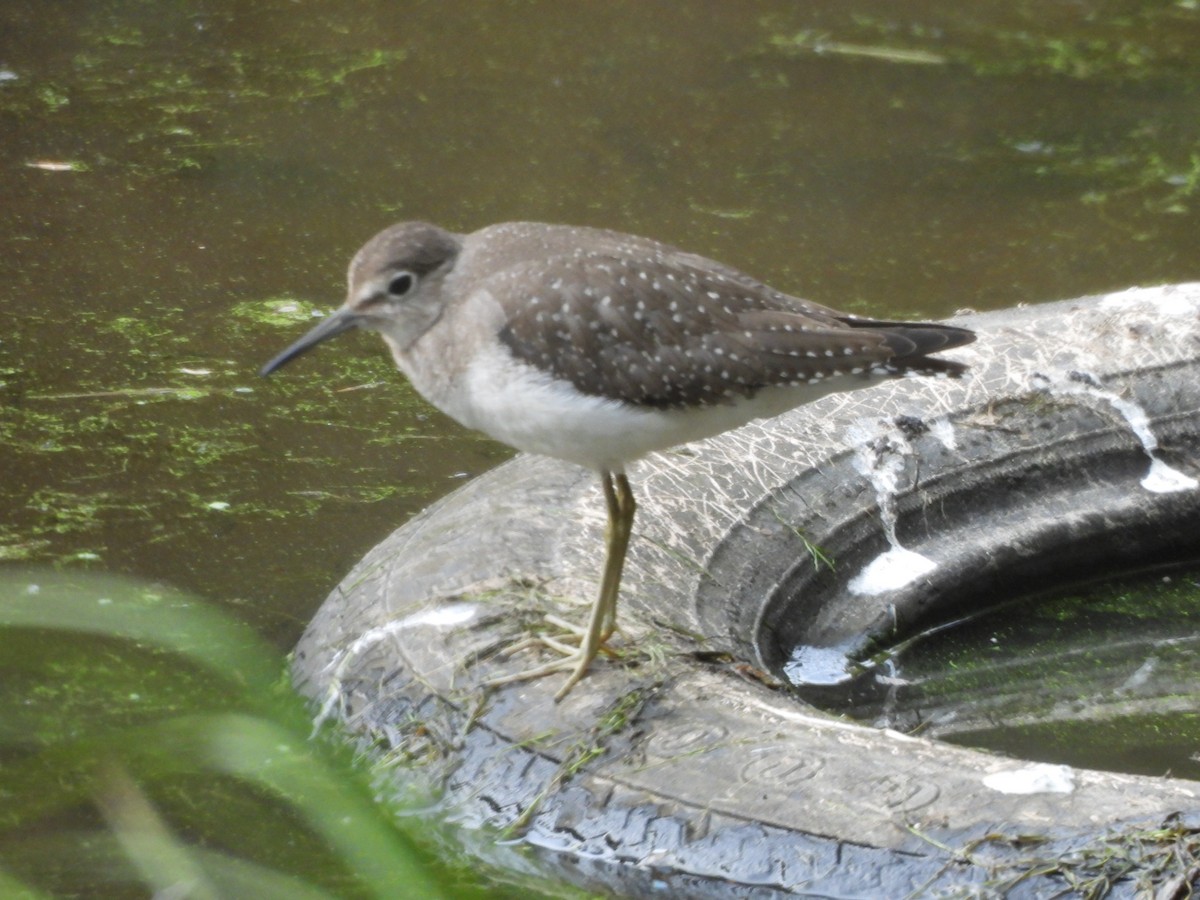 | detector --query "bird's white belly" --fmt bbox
[413,341,861,473]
